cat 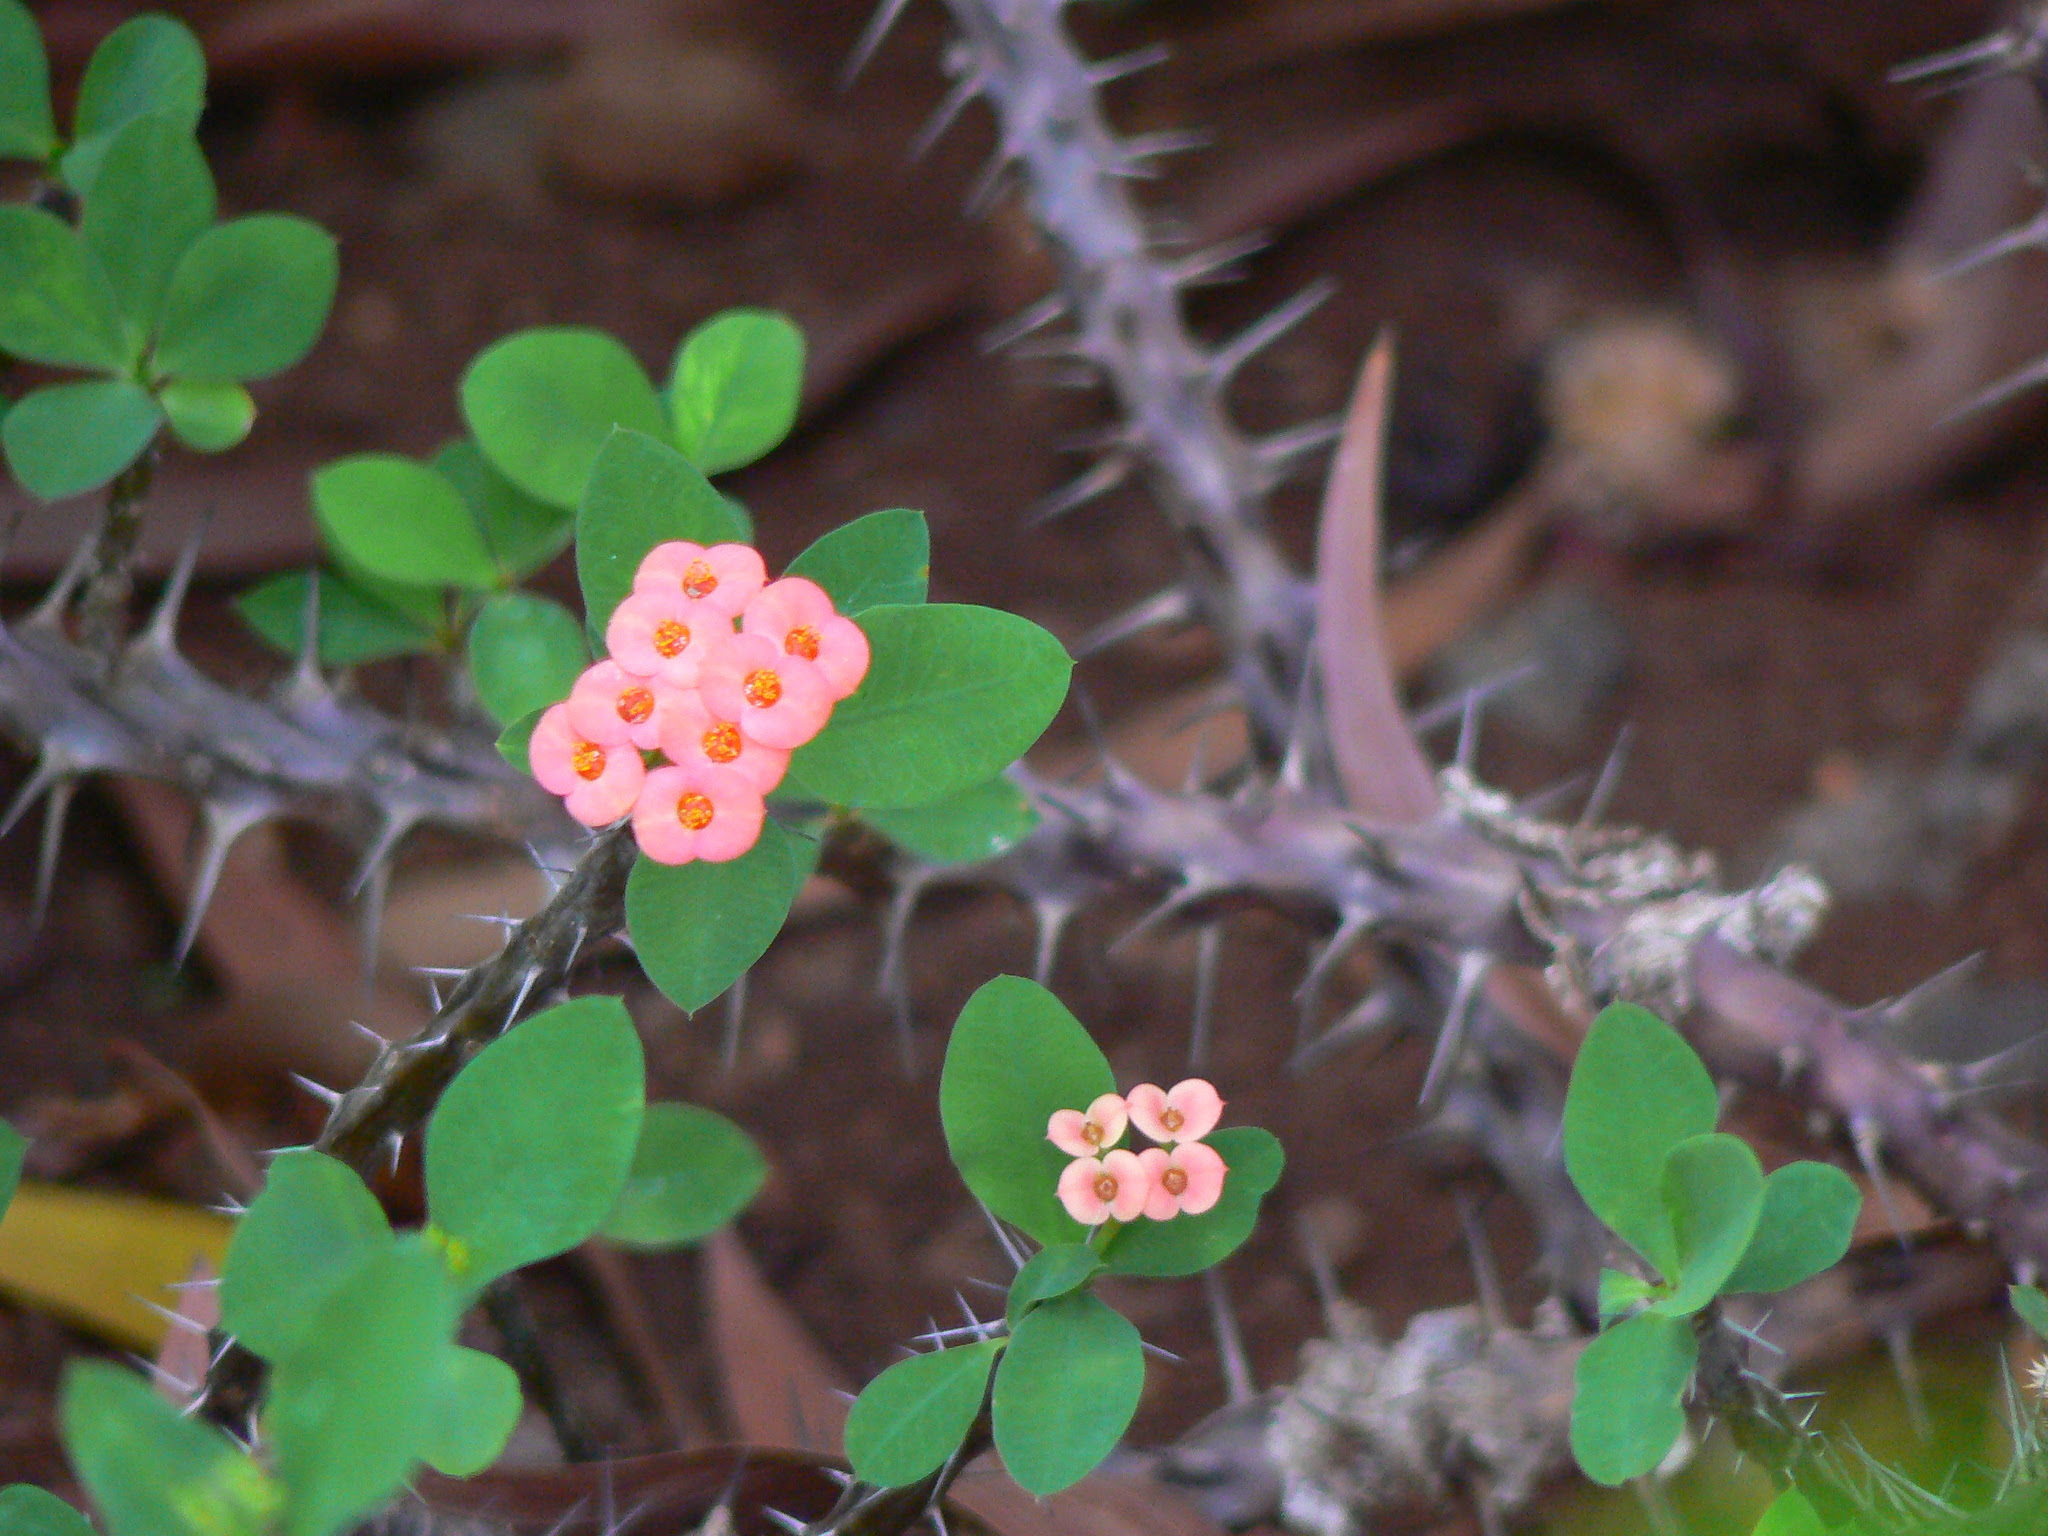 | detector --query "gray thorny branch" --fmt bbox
[0,1,2041,1532]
